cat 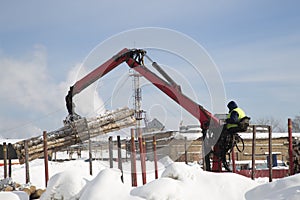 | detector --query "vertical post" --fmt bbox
[184,137,188,164]
[143,137,147,161]
[8,143,12,178]
[288,118,294,175]
[24,140,30,184]
[88,135,93,176]
[8,159,12,178]
[125,138,128,162]
[43,131,49,187]
[202,130,207,171]
[268,126,273,182]
[251,125,256,180]
[53,149,57,161]
[138,128,147,184]
[231,147,236,173]
[109,136,113,168]
[85,118,93,176]
[131,129,137,186]
[3,142,7,179]
[153,136,158,179]
[117,136,123,182]
[131,129,137,187]
[202,130,211,171]
[101,145,103,161]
